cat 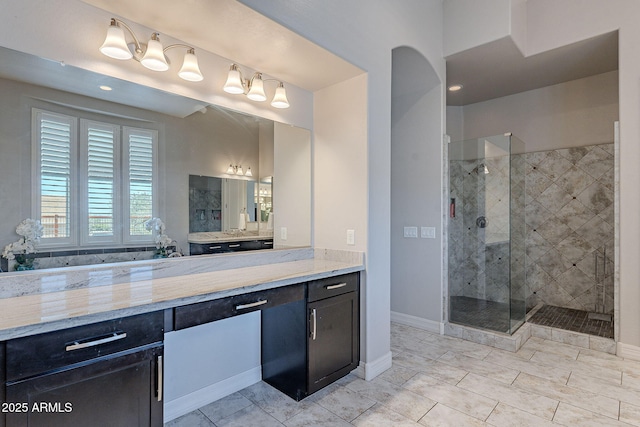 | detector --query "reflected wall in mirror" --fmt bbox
[0,45,311,271]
